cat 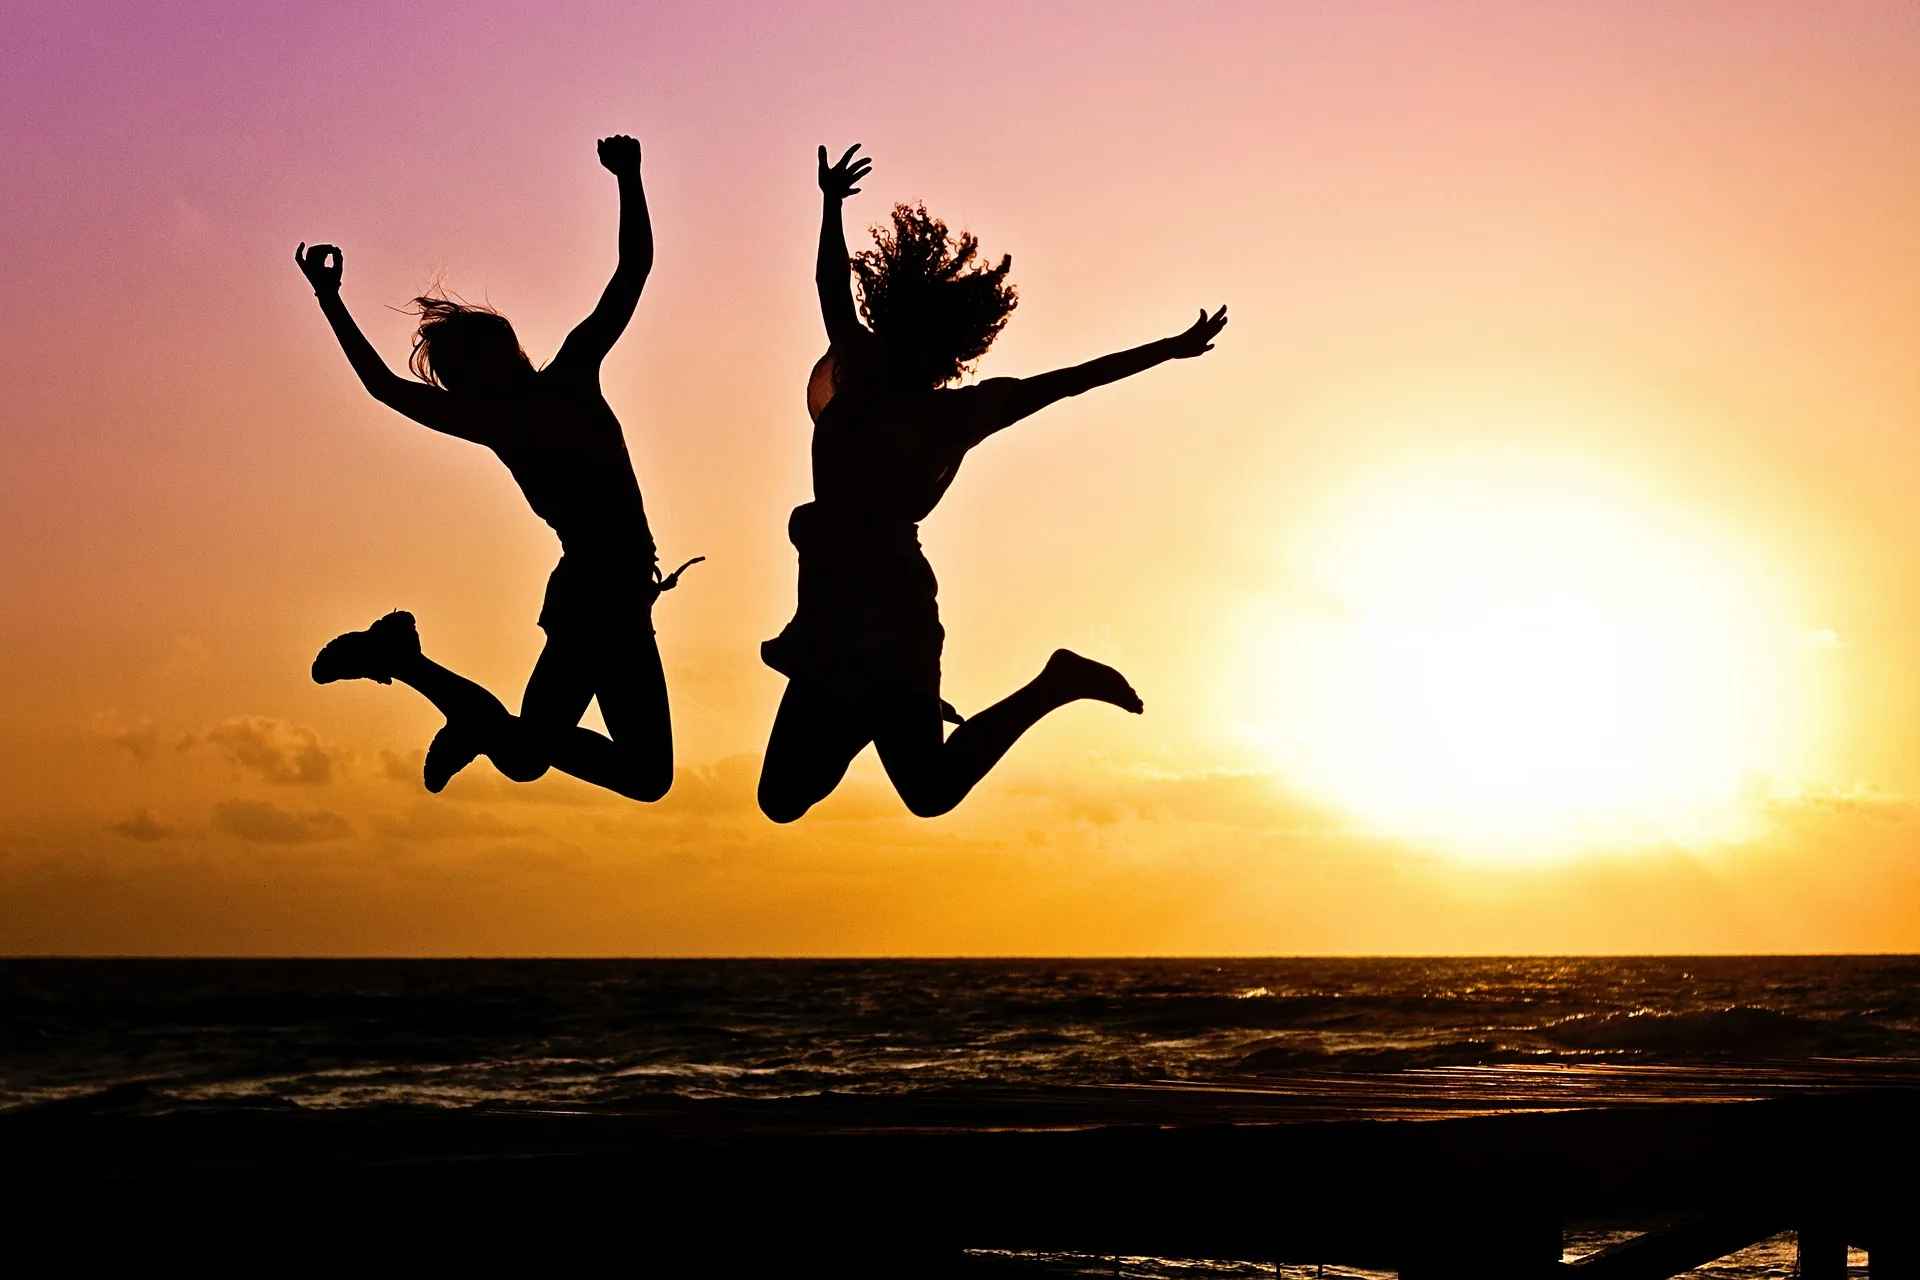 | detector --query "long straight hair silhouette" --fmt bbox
[296,134,698,802]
